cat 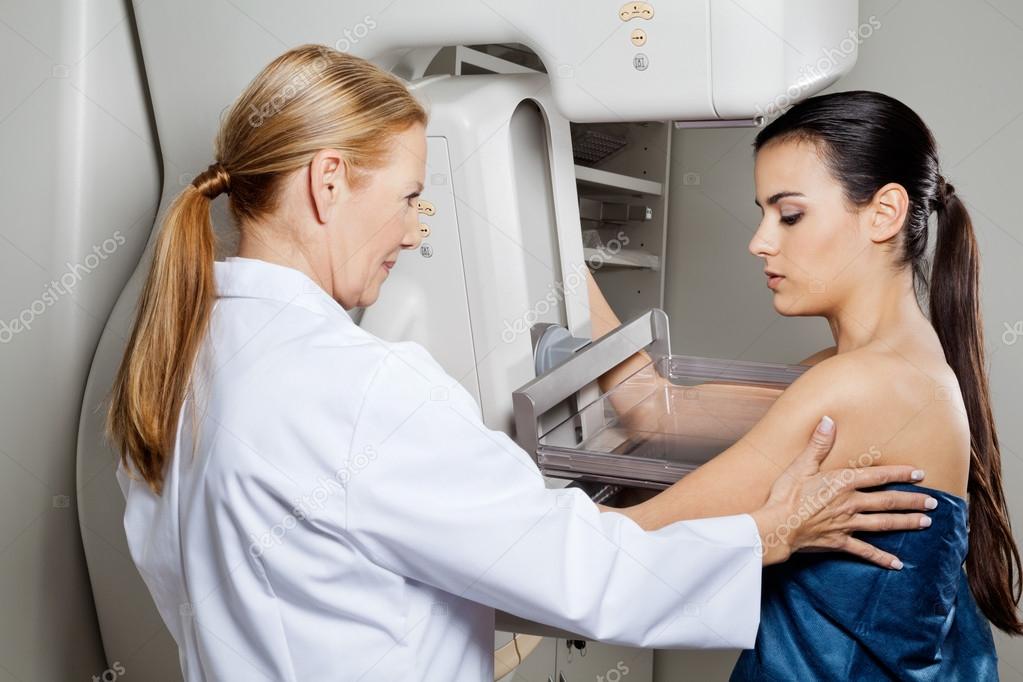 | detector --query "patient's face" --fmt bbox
[750,138,867,316]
